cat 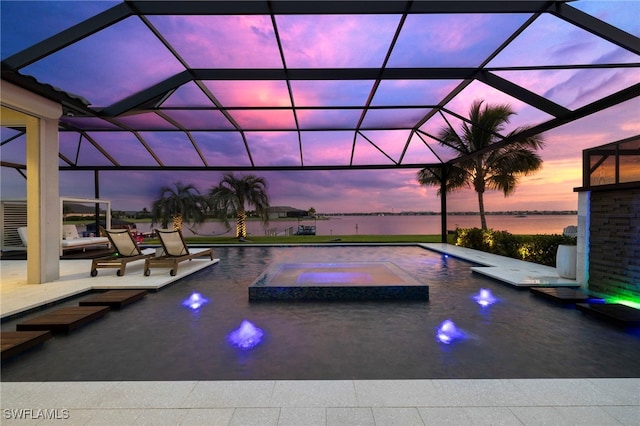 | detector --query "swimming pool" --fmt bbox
[2,246,640,381]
